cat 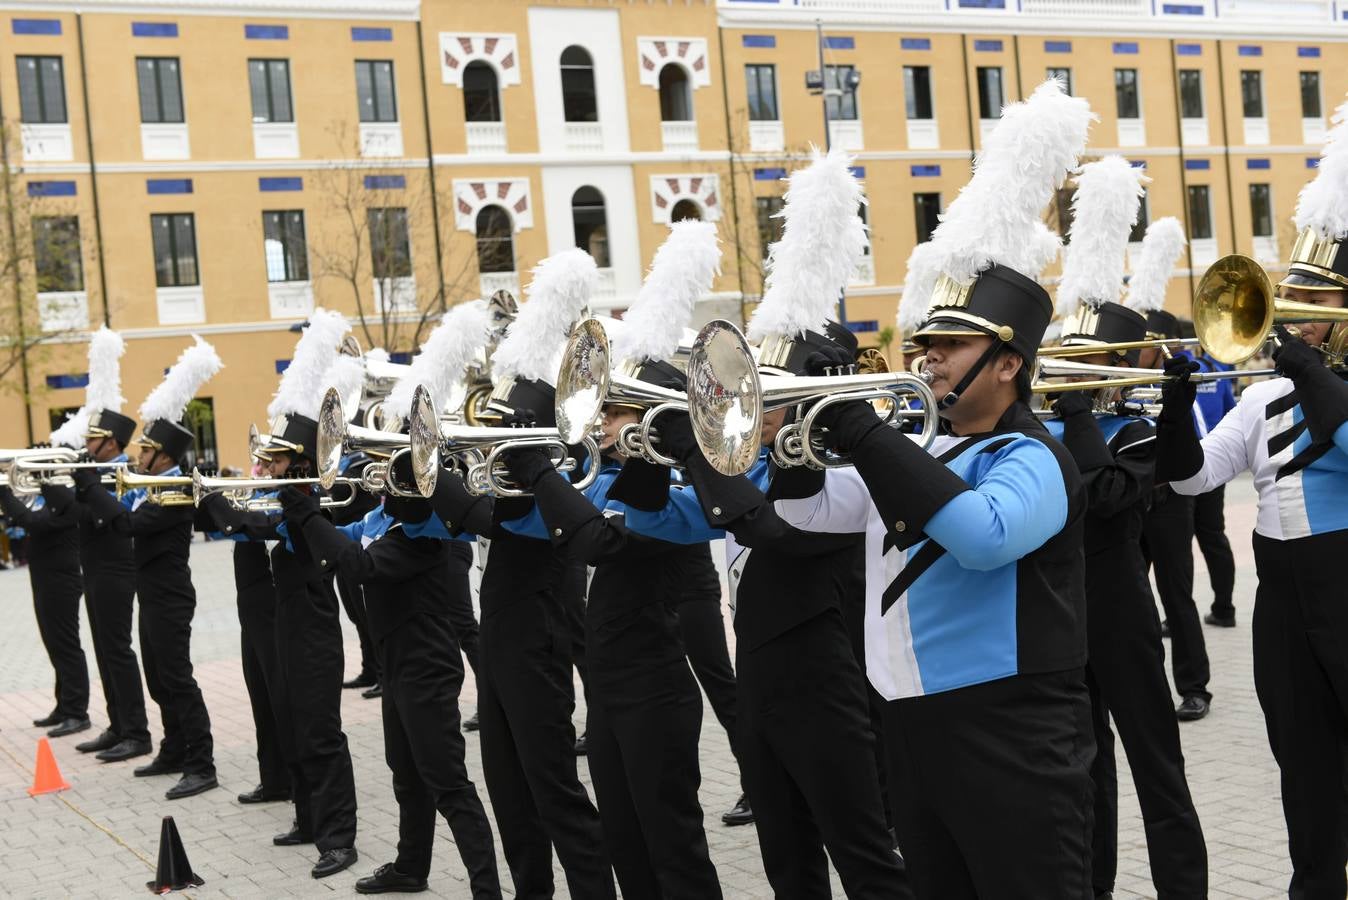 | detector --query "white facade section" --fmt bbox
[37,291,87,332]
[21,124,73,163]
[452,178,533,232]
[649,174,722,225]
[141,123,190,161]
[267,281,314,318]
[252,122,300,160]
[528,7,631,156]
[635,37,712,90]
[540,165,640,310]
[156,286,205,325]
[439,33,522,88]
